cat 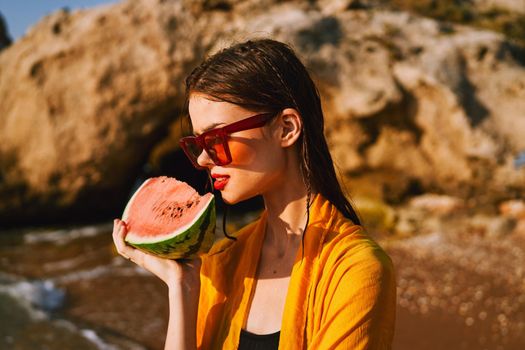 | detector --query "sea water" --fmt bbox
[0,224,147,350]
[0,203,257,350]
